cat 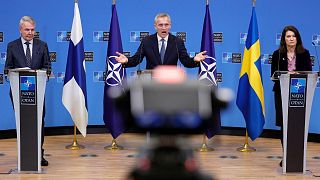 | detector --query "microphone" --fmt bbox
[137,37,145,76]
[4,69,8,75]
[174,36,181,67]
[4,69,9,82]
[274,49,281,79]
[312,42,320,76]
[46,68,51,81]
